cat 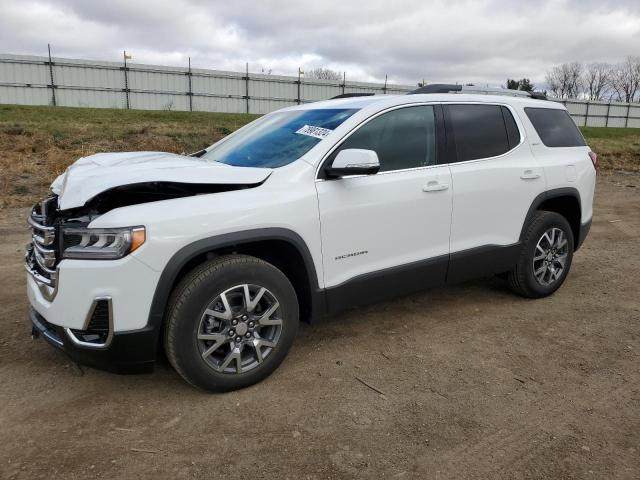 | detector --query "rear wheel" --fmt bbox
[164,255,299,392]
[508,211,574,298]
